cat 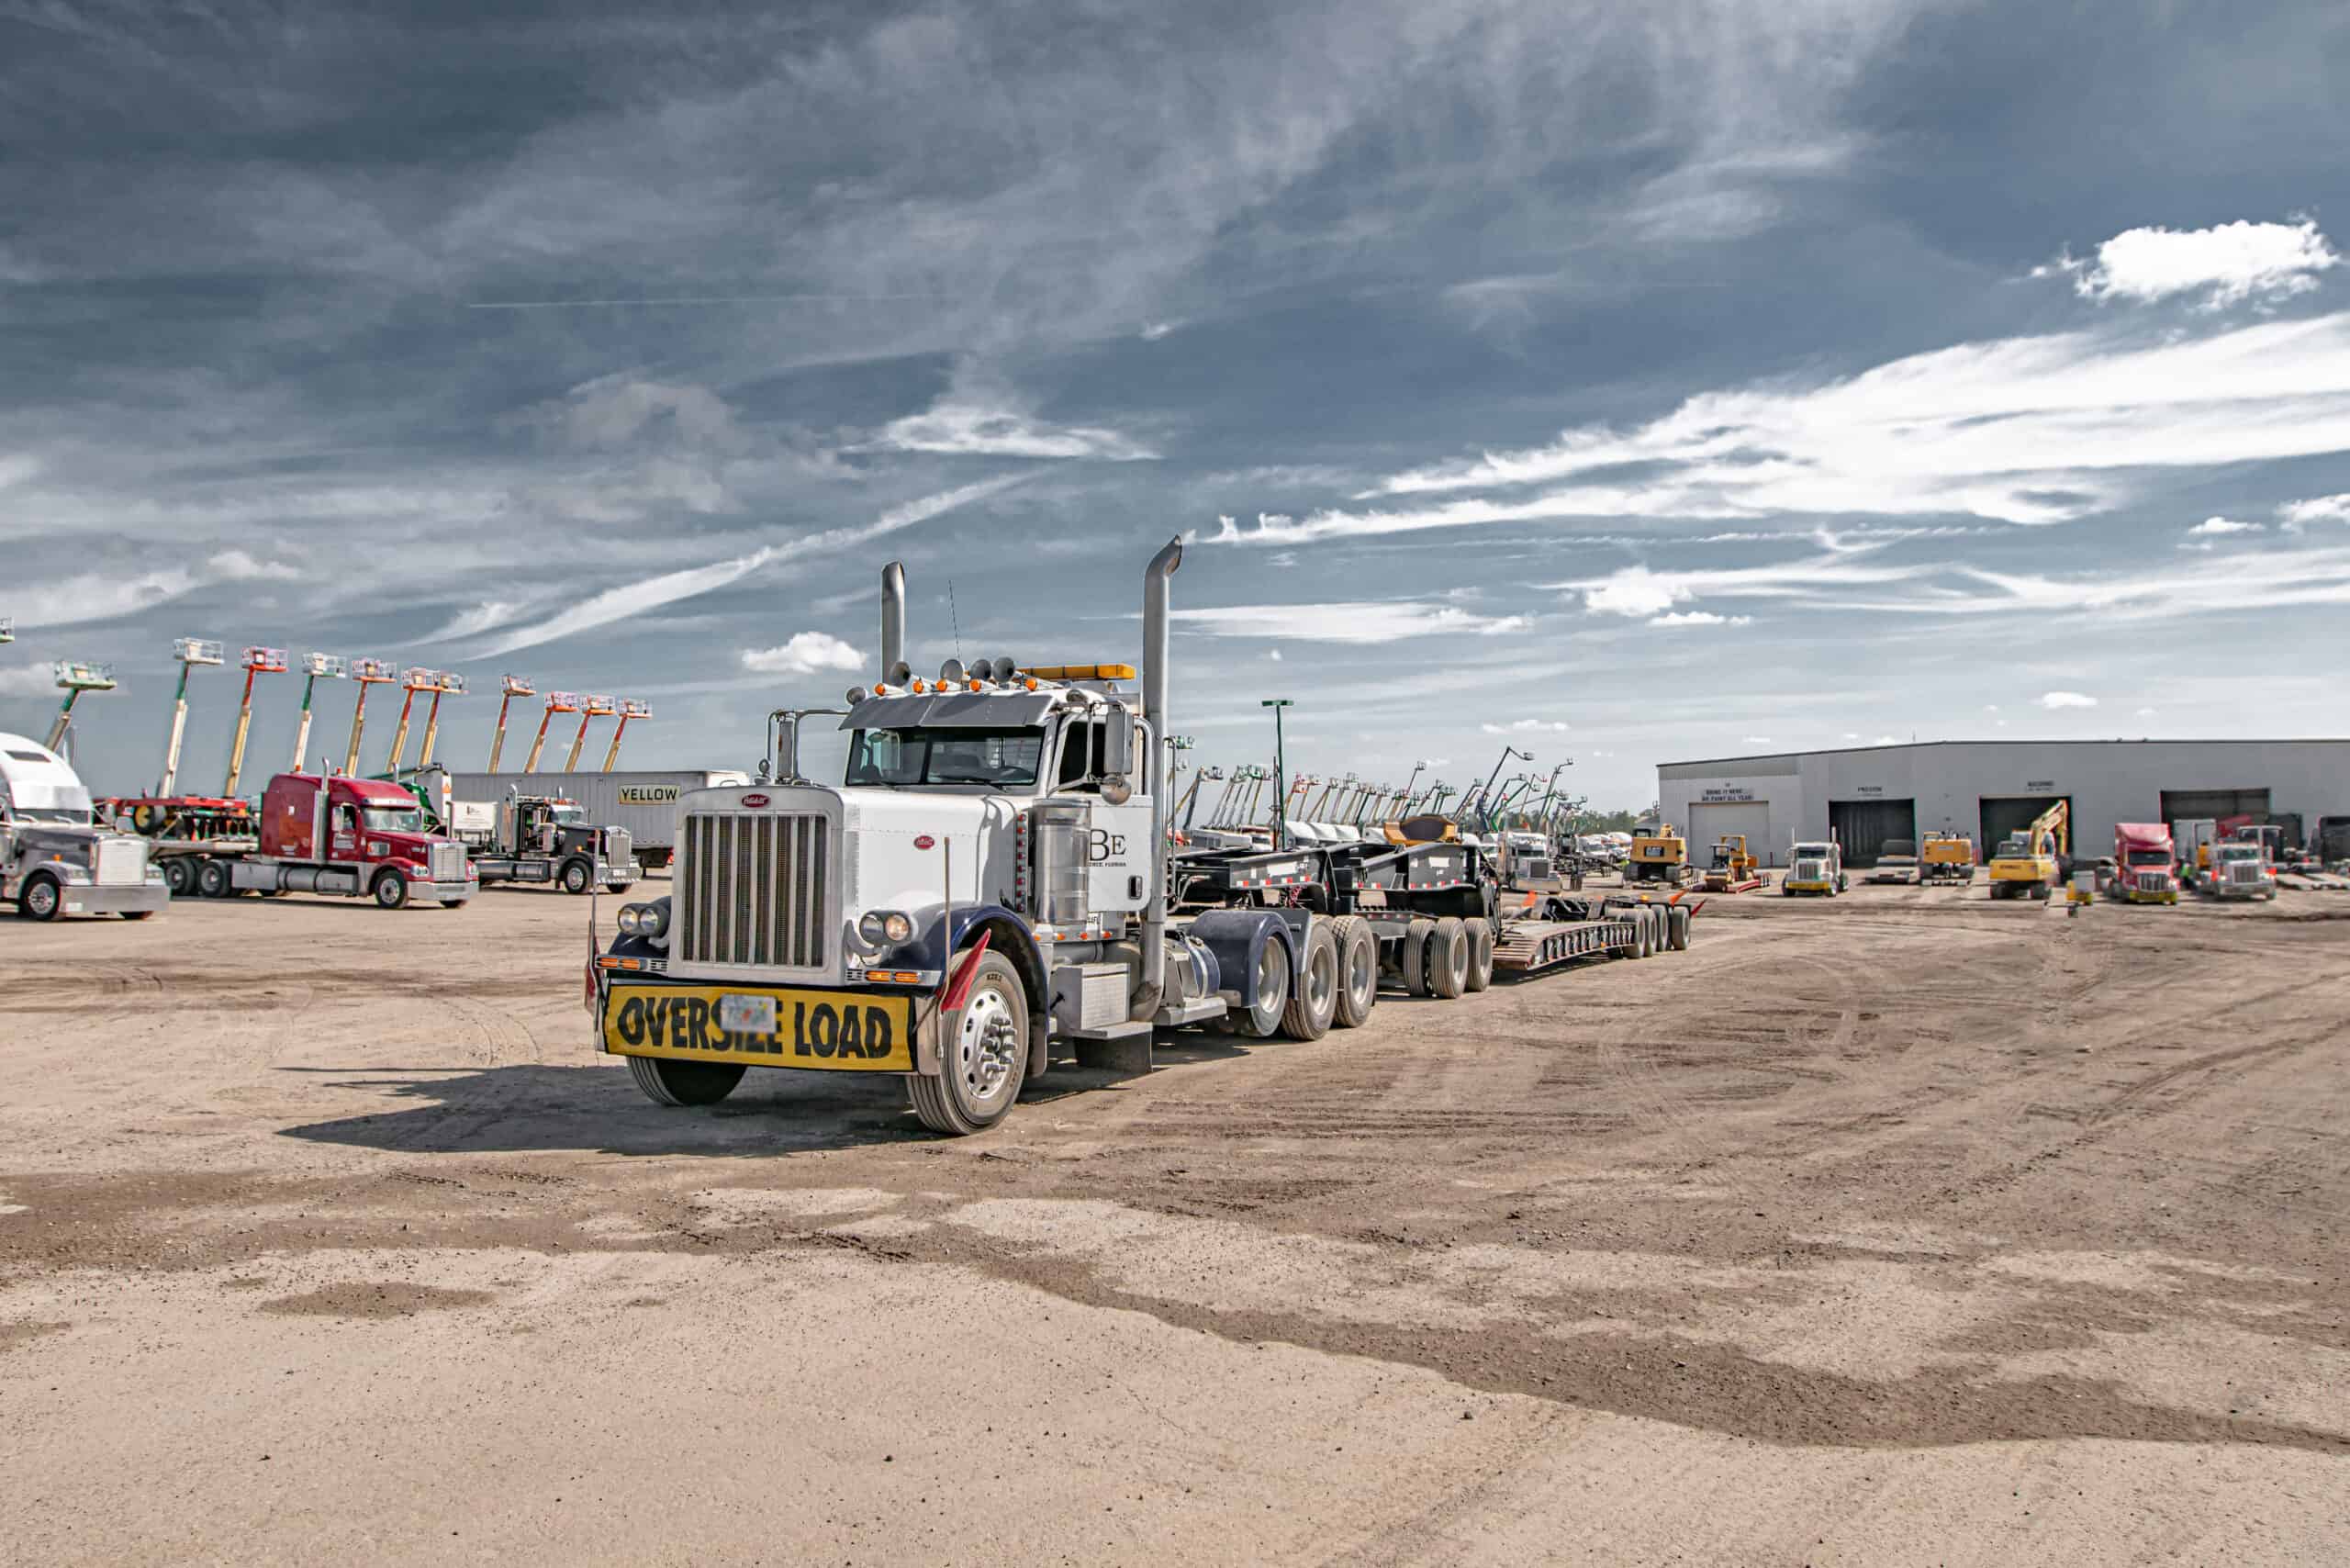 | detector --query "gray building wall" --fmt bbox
[1657,741,2350,867]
